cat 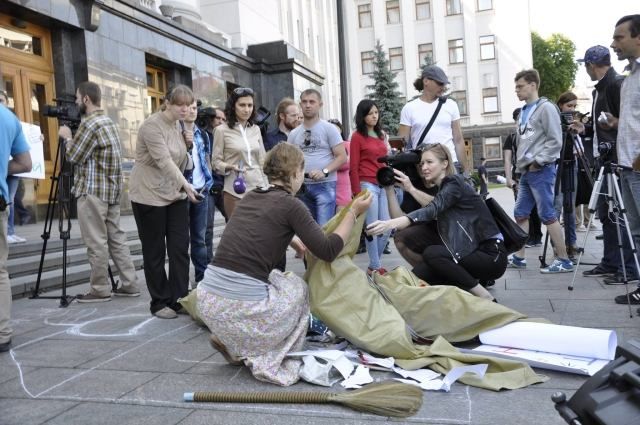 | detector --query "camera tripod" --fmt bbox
[539,129,593,267]
[29,137,117,307]
[568,162,640,318]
